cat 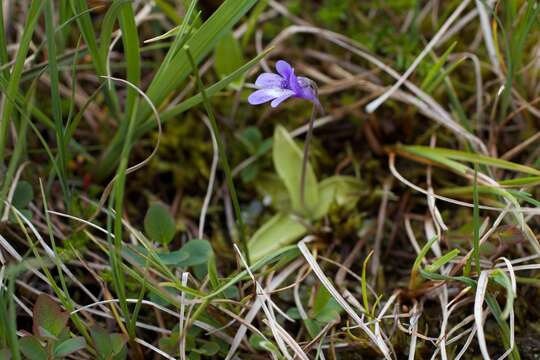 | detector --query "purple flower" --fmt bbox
[248,60,319,108]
